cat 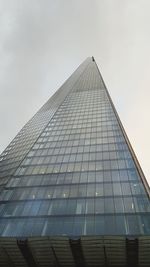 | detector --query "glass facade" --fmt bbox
[0,57,149,238]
